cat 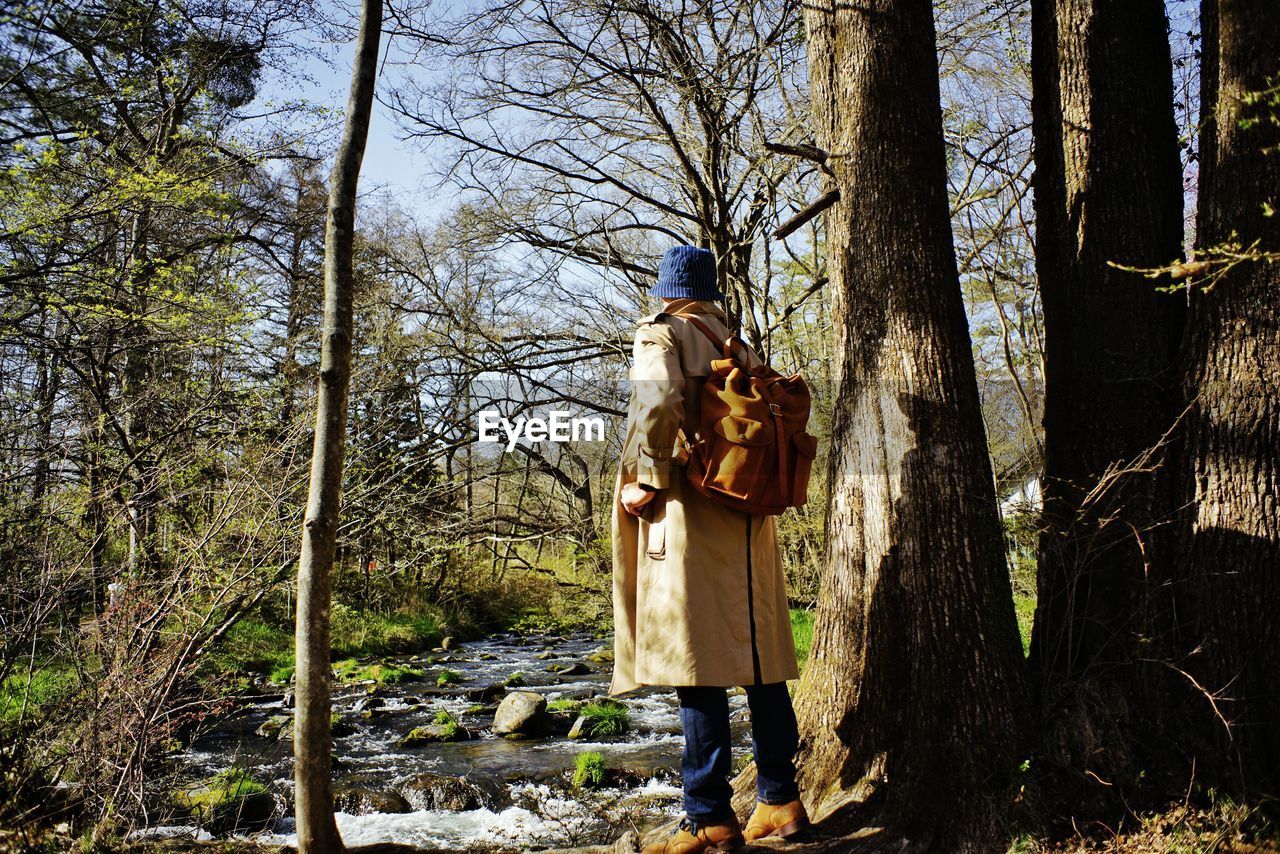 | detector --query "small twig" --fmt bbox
[1109,237,1273,293]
